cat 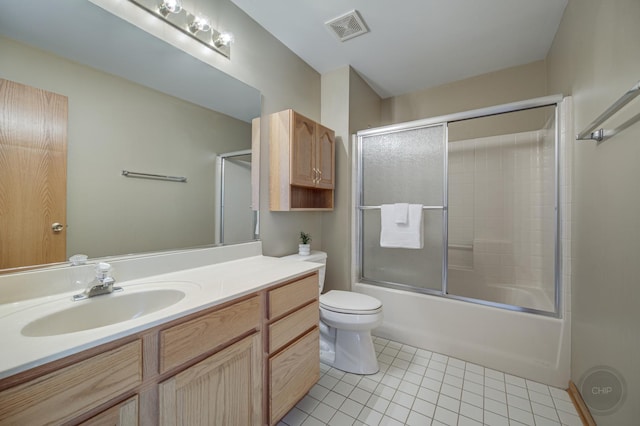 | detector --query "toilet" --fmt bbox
[283,251,383,374]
